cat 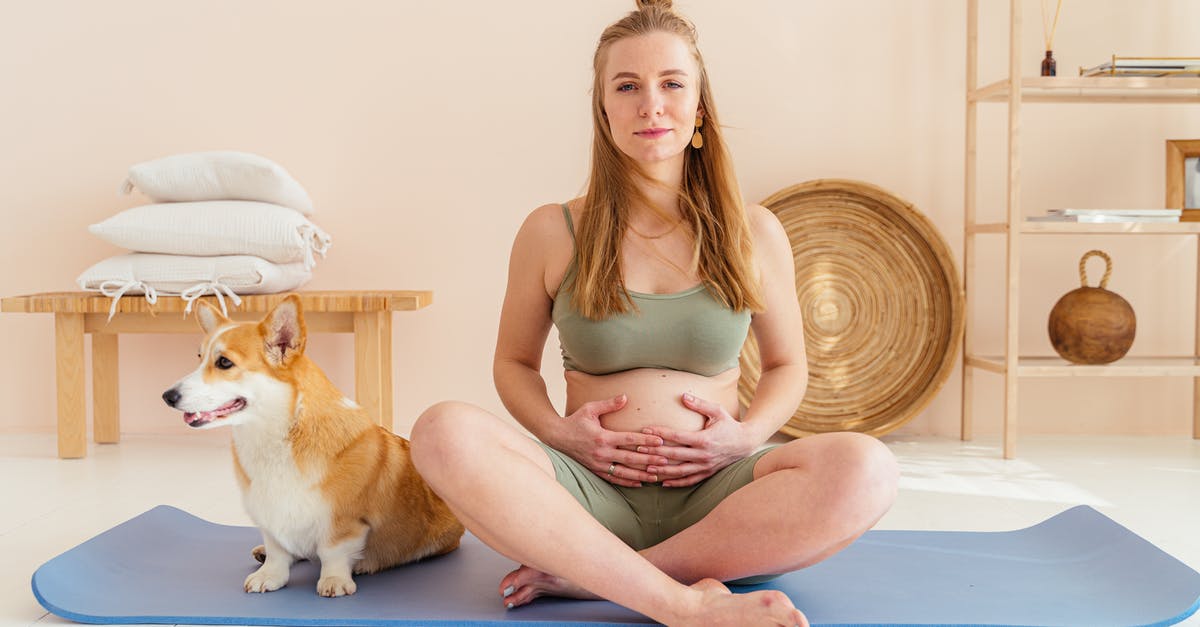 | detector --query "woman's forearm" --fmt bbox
[739,363,807,445]
[493,357,565,444]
